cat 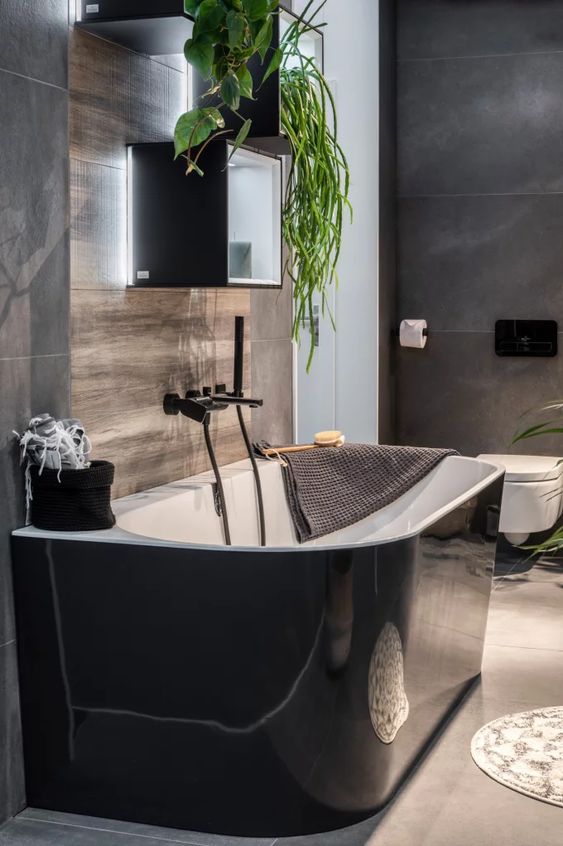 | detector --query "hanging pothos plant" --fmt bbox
[176,0,352,369]
[174,0,280,175]
[279,1,352,370]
